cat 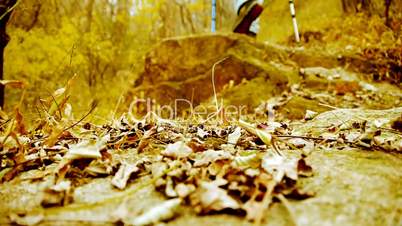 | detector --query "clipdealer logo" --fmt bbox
[127,97,275,123]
